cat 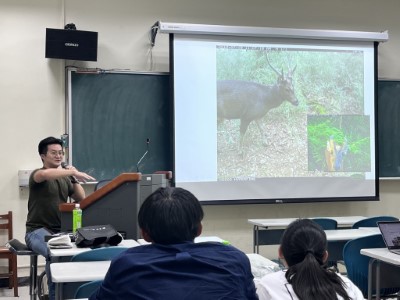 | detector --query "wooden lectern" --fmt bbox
[59,172,172,240]
[59,173,141,239]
